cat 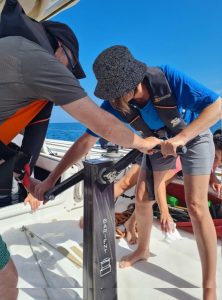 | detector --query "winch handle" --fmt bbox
[154,144,187,155]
